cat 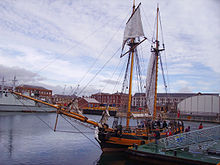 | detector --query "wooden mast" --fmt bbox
[153,5,159,120]
[126,0,136,129]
